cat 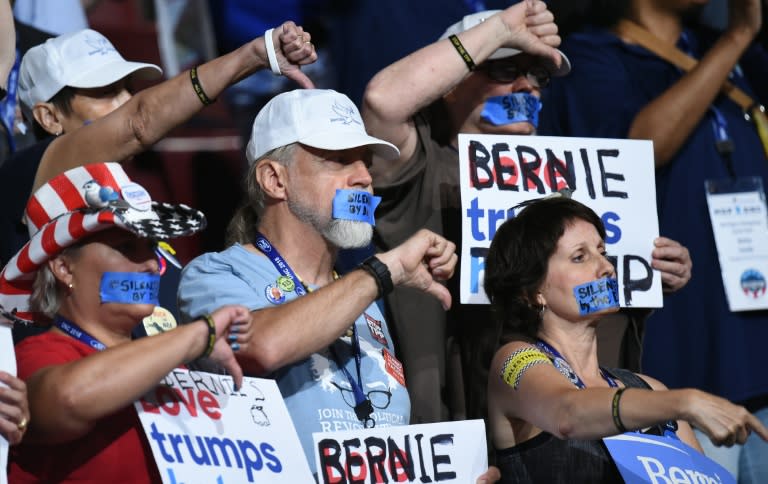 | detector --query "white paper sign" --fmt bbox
[312,419,487,483]
[705,181,768,311]
[458,133,662,308]
[135,369,312,483]
[0,324,16,484]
